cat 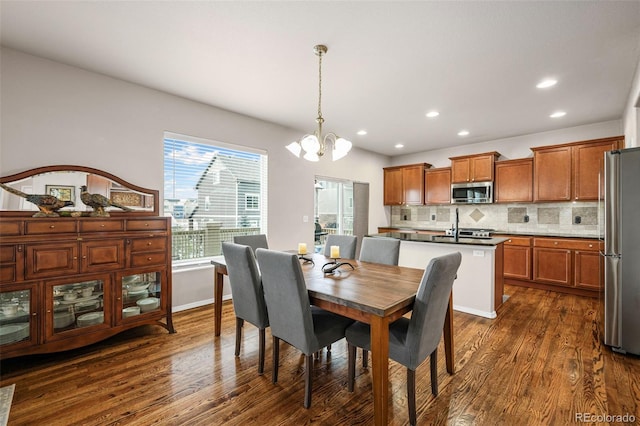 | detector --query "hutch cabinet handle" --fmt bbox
[32,312,37,316]
[47,309,51,313]
[144,223,150,227]
[49,225,55,229]
[147,242,152,246]
[100,224,105,228]
[147,257,152,261]
[82,256,87,259]
[589,244,593,248]
[508,239,512,243]
[554,242,558,245]
[73,256,78,260]
[116,297,121,301]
